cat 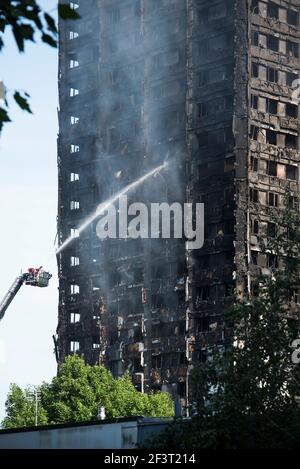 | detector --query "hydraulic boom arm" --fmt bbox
[0,274,28,321]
